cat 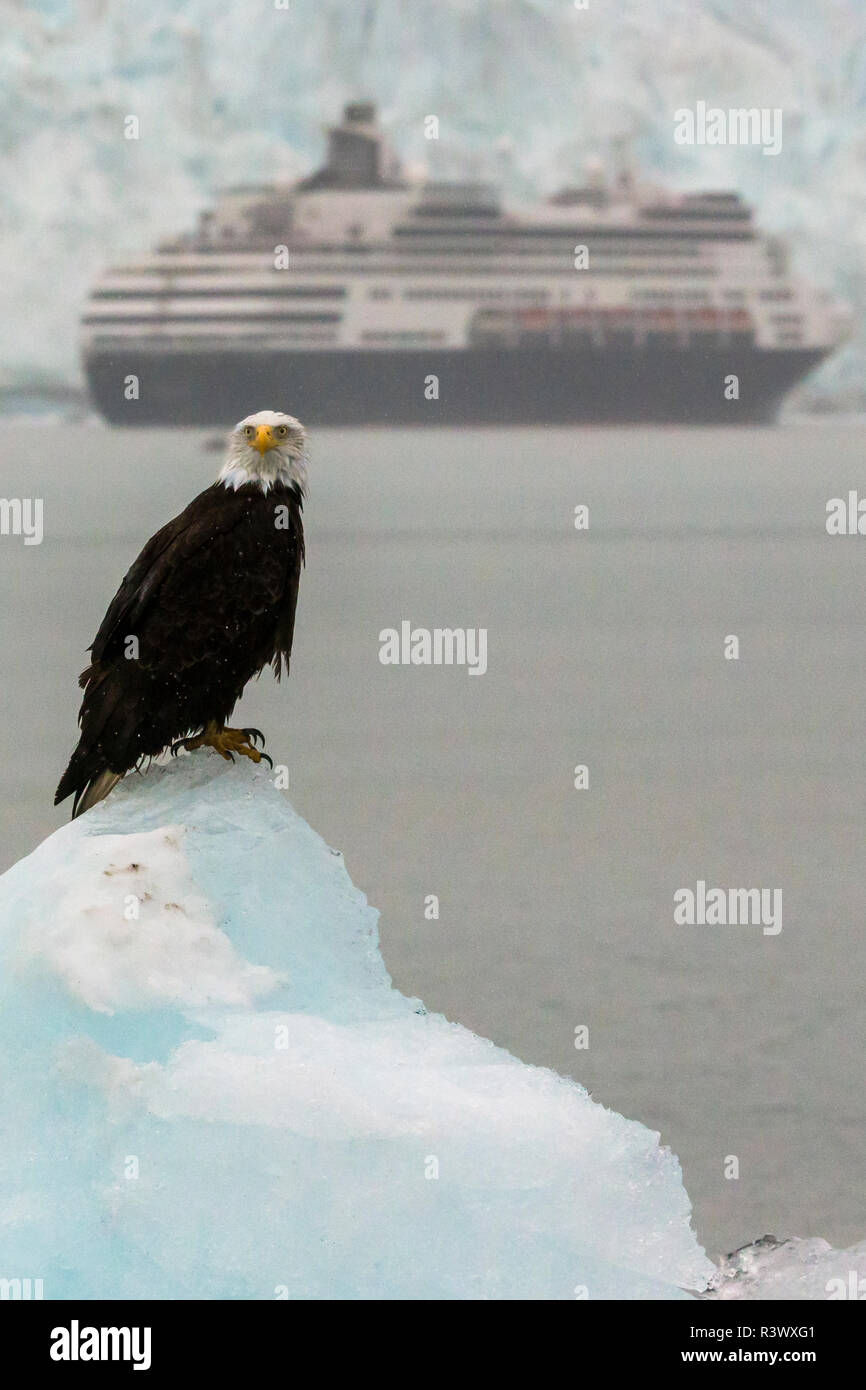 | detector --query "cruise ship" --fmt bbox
[82,102,849,425]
